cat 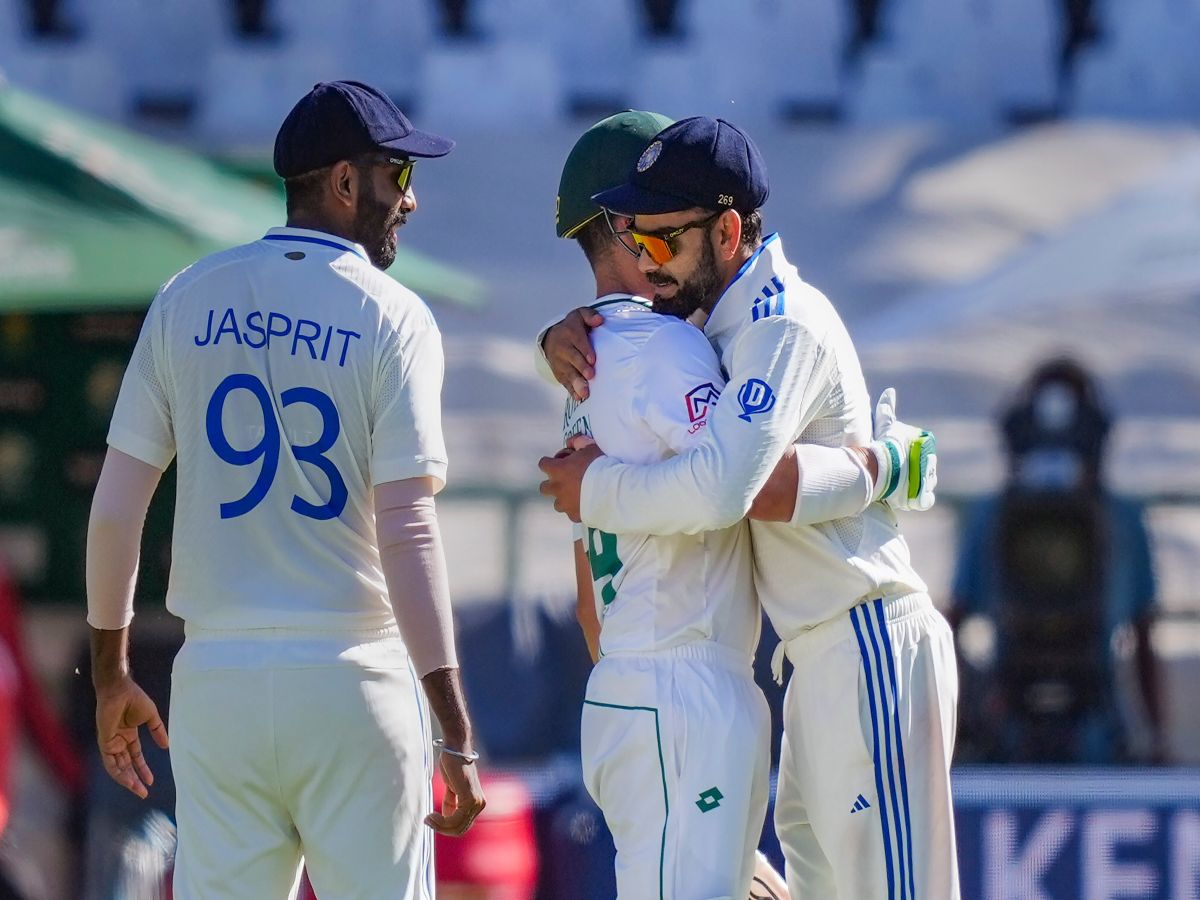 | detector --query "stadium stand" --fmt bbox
[81,0,230,121]
[420,39,563,128]
[1071,0,1200,119]
[980,0,1062,121]
[3,0,1199,135]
